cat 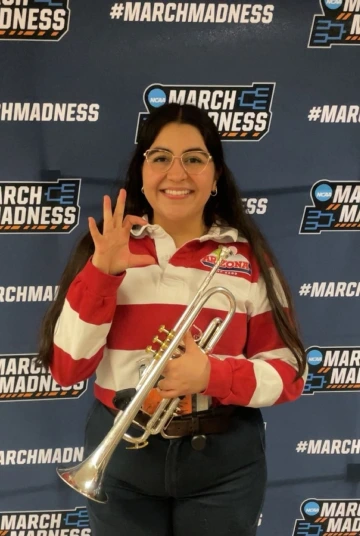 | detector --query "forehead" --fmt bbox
[150,123,207,151]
